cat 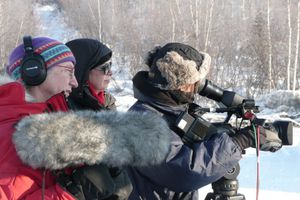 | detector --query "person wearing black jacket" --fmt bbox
[65,38,132,199]
[66,38,116,111]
